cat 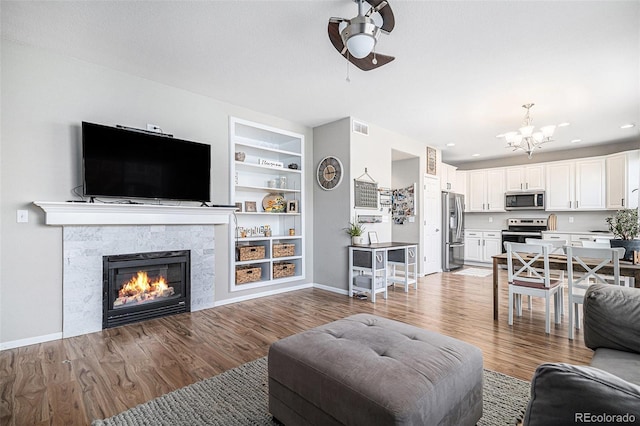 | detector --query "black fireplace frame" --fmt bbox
[103,250,190,328]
